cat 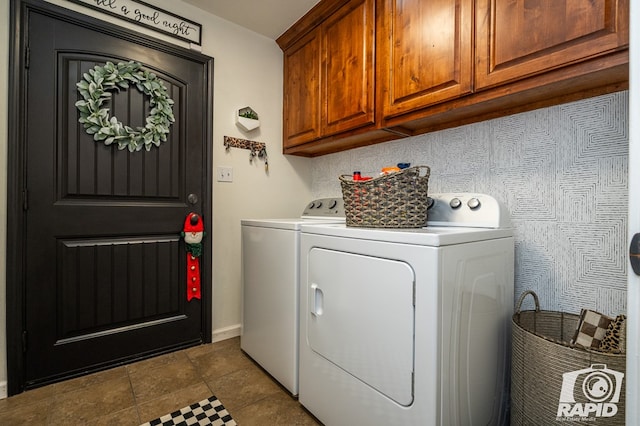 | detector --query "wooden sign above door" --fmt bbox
[65,0,202,45]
